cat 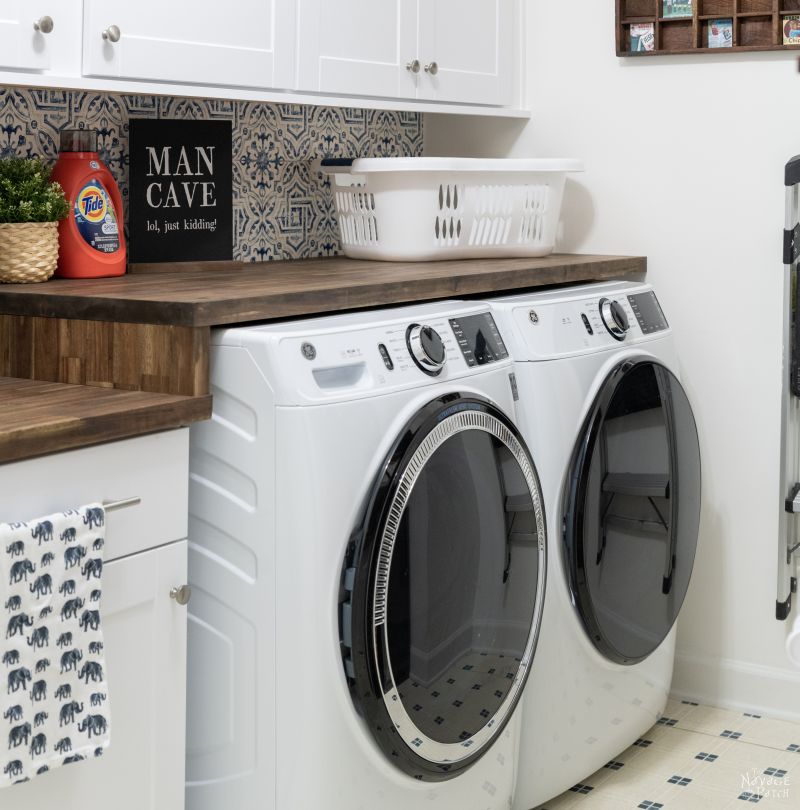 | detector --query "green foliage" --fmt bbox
[0,157,70,224]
